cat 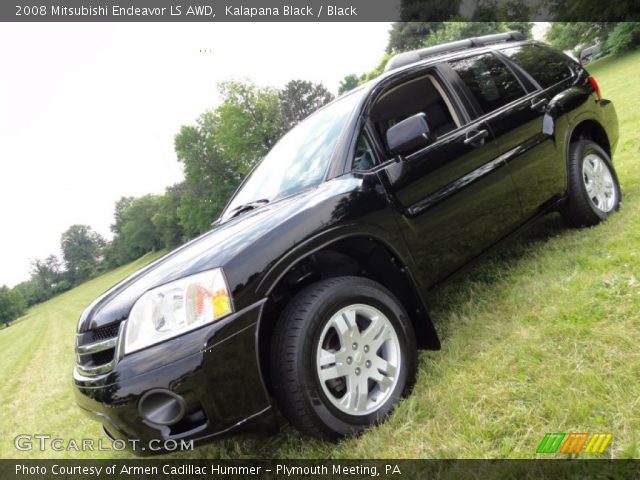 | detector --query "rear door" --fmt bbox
[497,43,581,213]
[447,50,564,219]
